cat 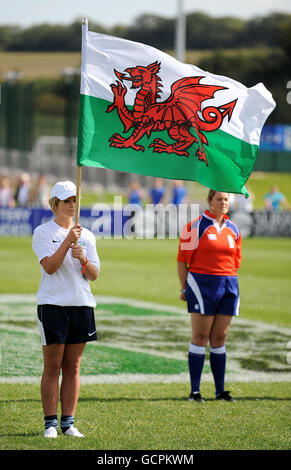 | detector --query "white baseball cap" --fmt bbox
[50,181,76,200]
